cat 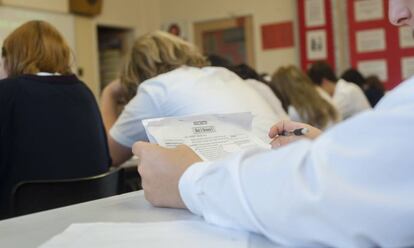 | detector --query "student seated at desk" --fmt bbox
[269,65,340,130]
[0,20,111,219]
[206,56,288,123]
[308,61,371,120]
[131,0,414,246]
[102,31,284,166]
